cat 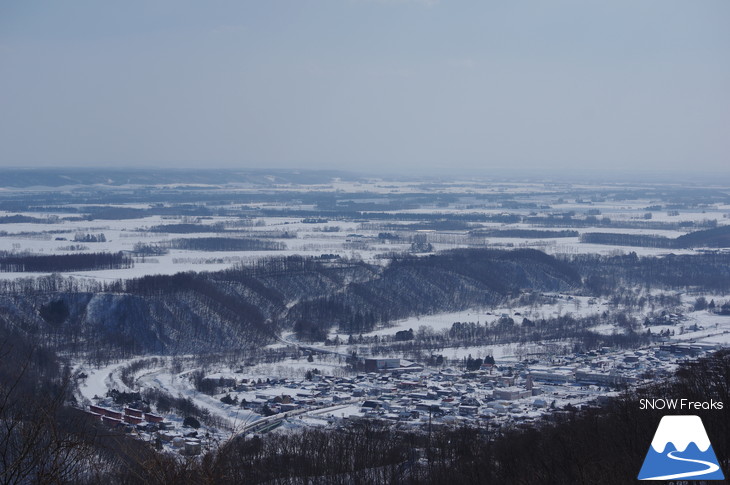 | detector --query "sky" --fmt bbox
[0,0,728,176]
